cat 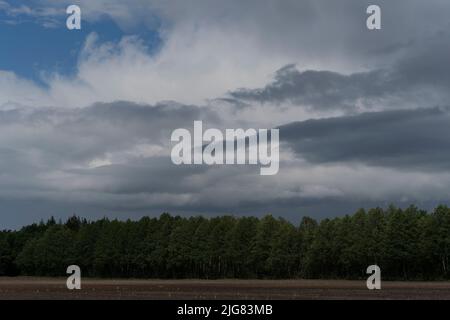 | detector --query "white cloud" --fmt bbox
[3,0,450,109]
[0,71,52,109]
[0,0,395,108]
